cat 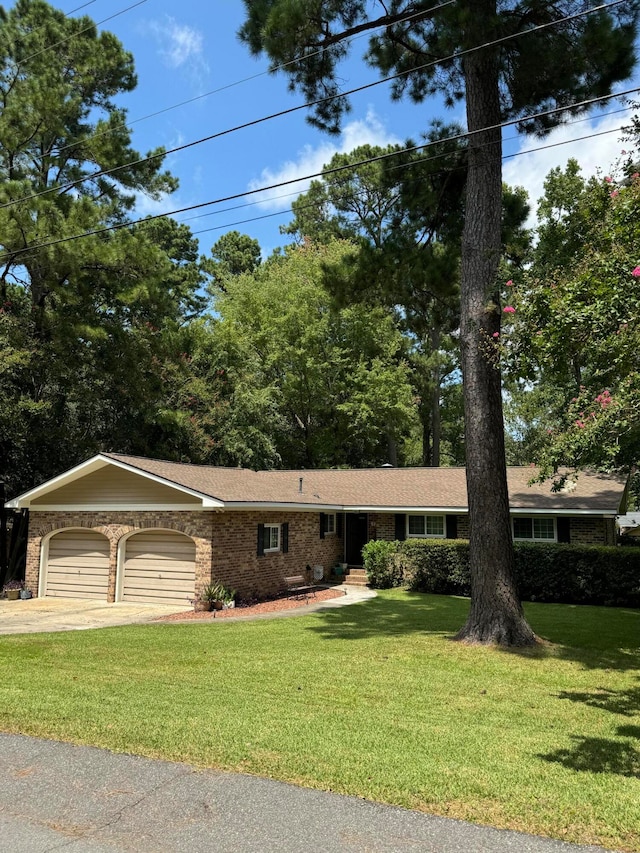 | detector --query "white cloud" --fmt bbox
[146,17,209,83]
[503,111,631,227]
[247,108,401,210]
